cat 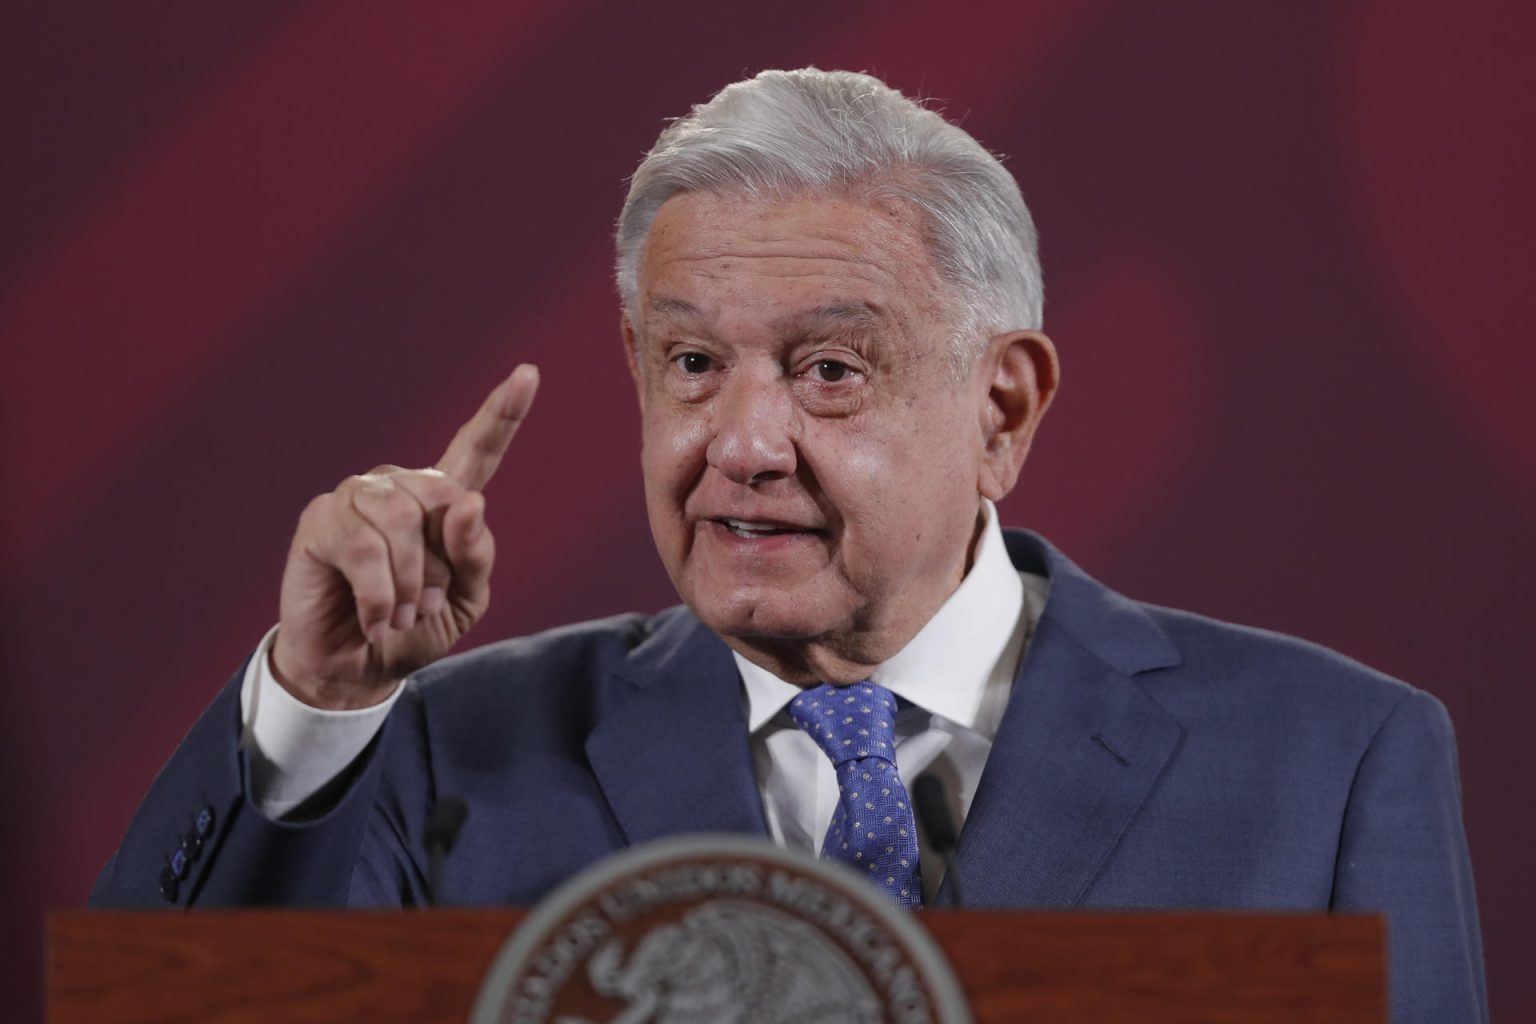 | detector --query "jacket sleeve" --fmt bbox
[1331,688,1487,1023]
[89,653,428,908]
